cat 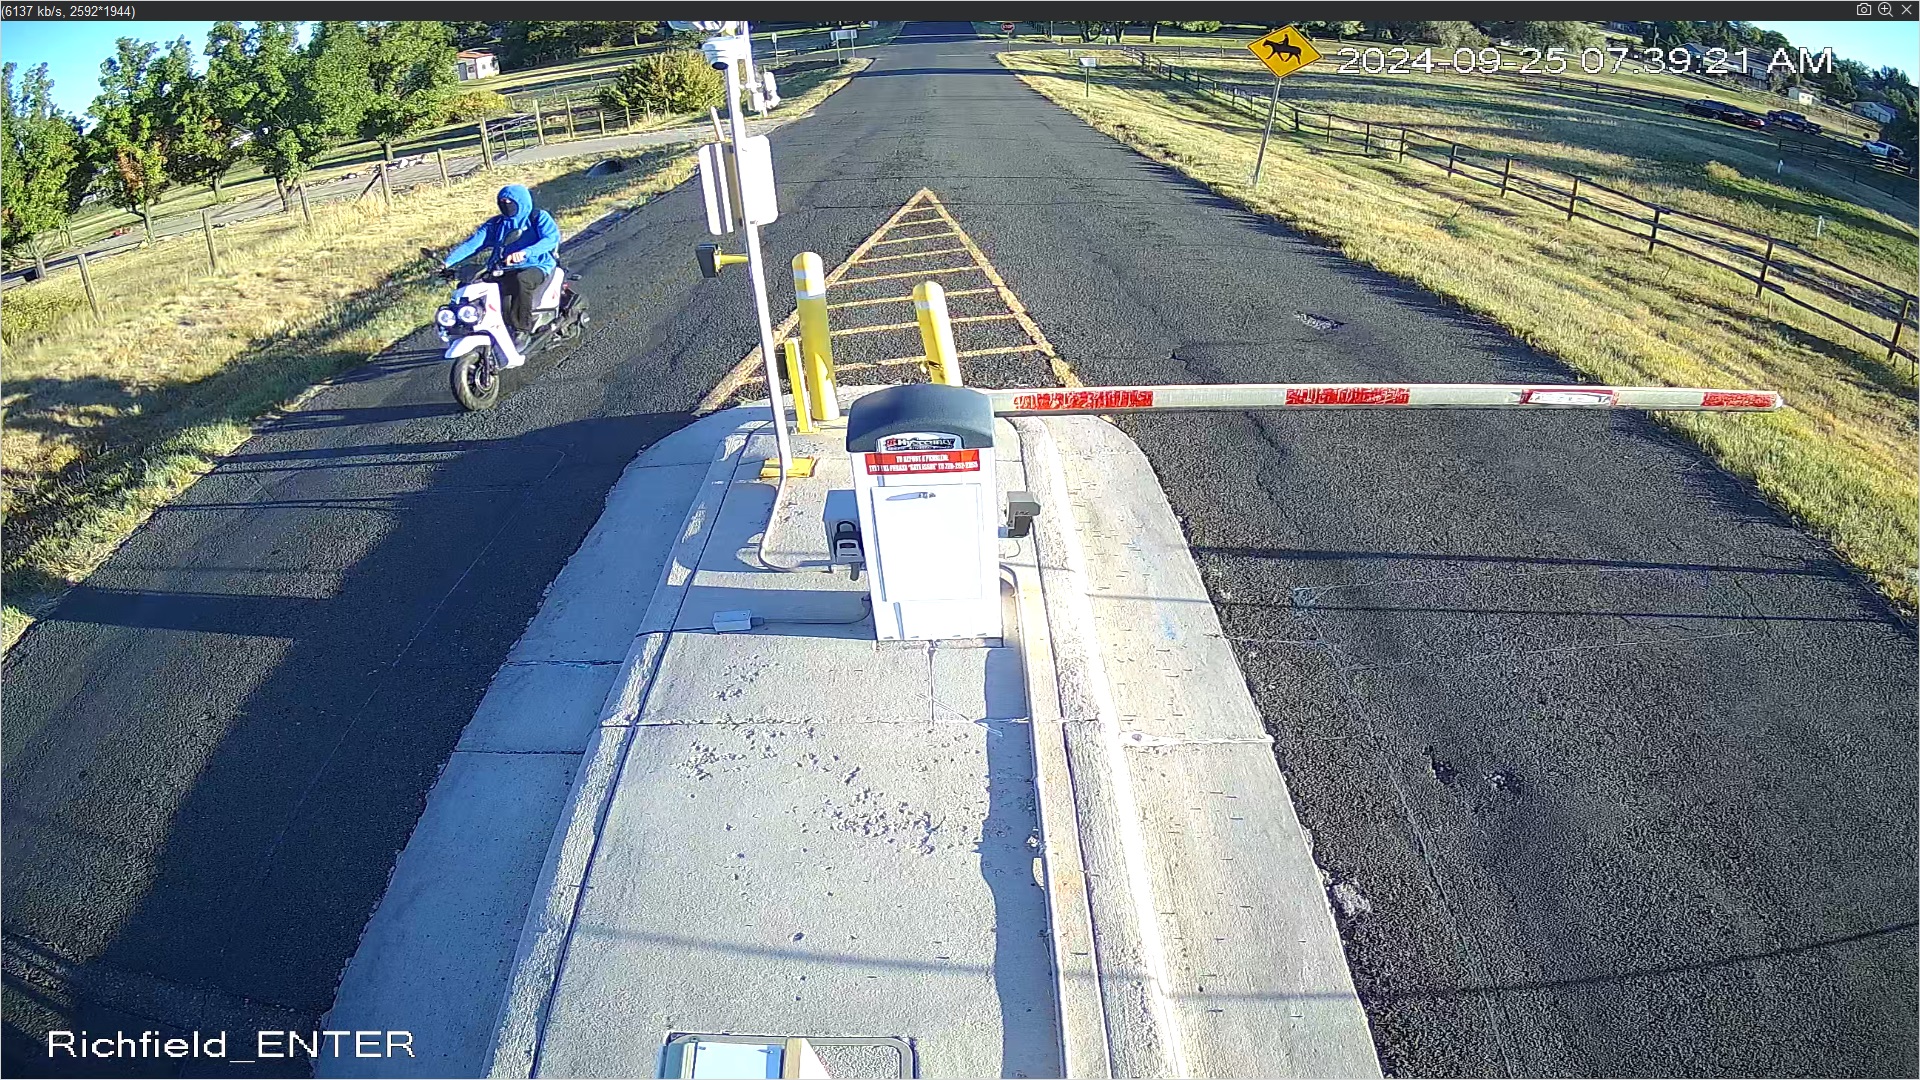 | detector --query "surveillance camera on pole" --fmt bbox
[689,21,798,476]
